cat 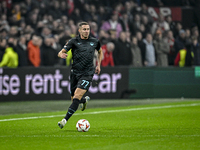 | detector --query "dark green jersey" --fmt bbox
[63,35,101,75]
